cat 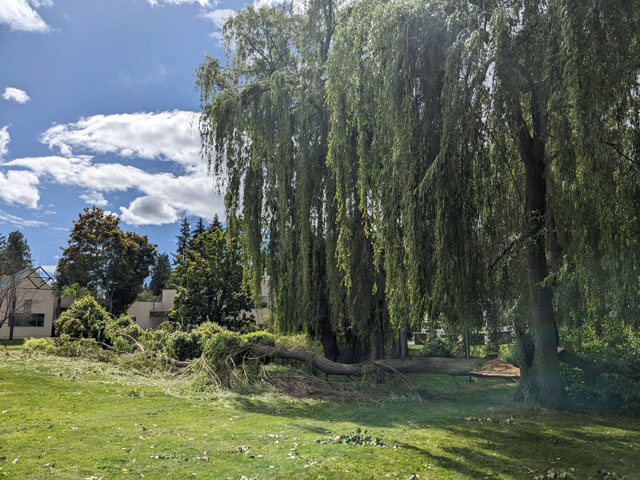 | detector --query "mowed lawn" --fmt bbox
[0,349,639,480]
